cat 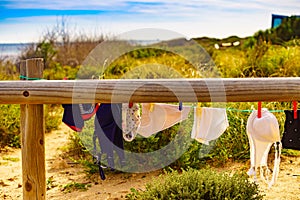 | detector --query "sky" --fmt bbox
[0,0,300,43]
